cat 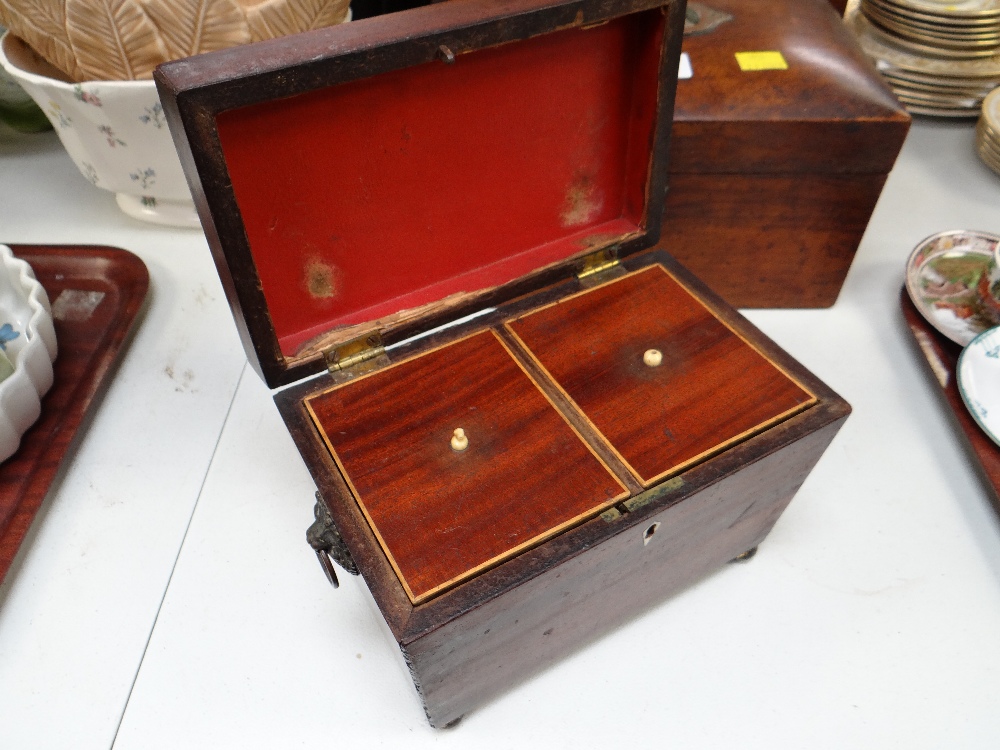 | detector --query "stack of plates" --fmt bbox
[977,87,1000,174]
[862,0,1000,59]
[845,0,1000,116]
